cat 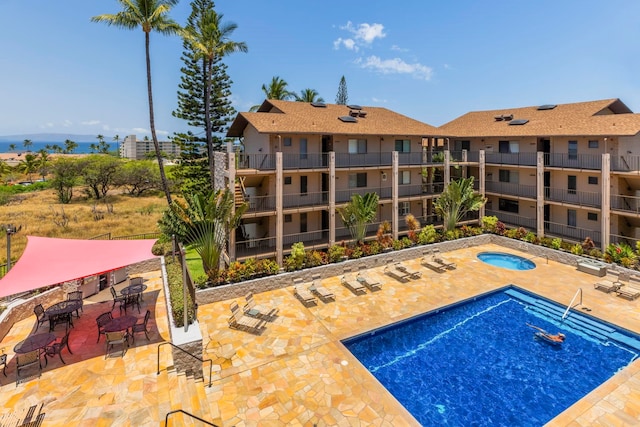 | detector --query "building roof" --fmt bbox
[439,98,640,138]
[227,100,440,138]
